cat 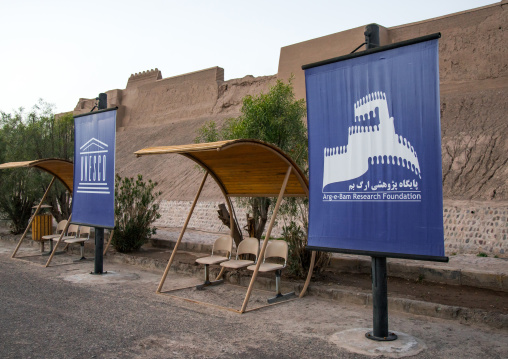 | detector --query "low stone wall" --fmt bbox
[444,200,507,257]
[154,199,507,258]
[154,200,284,238]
